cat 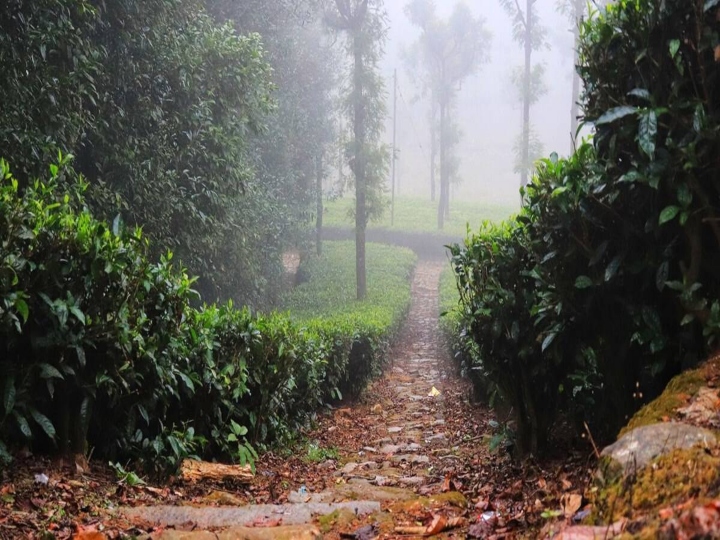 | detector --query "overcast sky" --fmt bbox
[378,0,578,209]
